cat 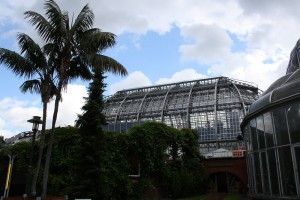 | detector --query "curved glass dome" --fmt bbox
[241,39,300,199]
[104,76,259,153]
